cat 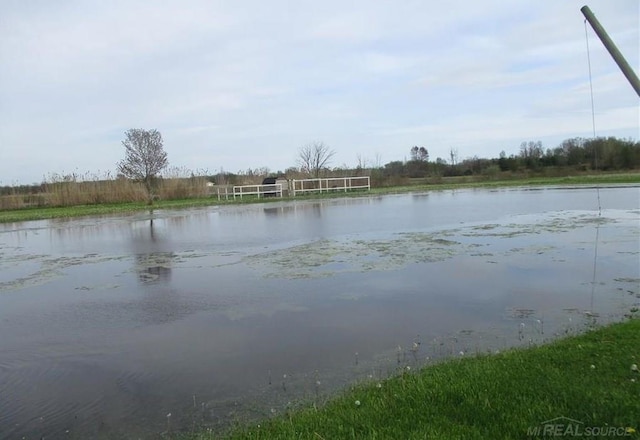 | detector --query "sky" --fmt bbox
[1,0,638,185]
